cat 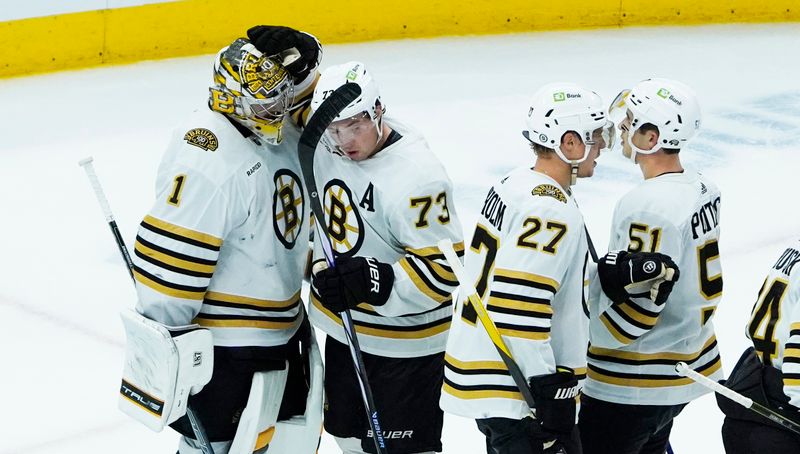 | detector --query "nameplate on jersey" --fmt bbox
[481,187,506,231]
[773,247,800,276]
[183,128,219,151]
[690,196,720,239]
[531,184,567,204]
